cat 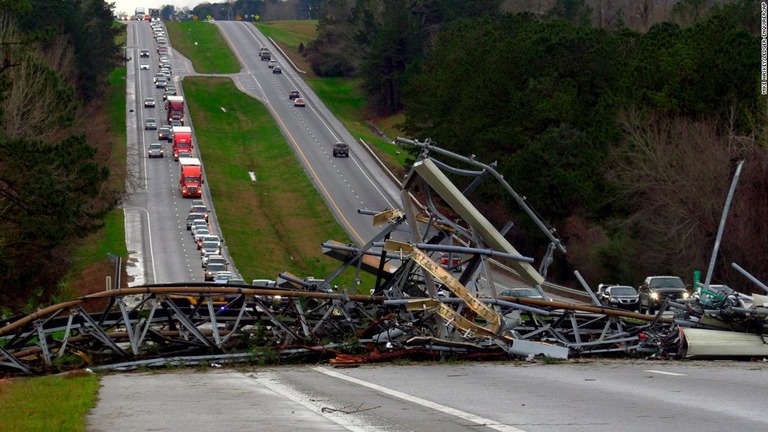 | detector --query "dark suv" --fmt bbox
[638,276,689,314]
[332,142,349,157]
